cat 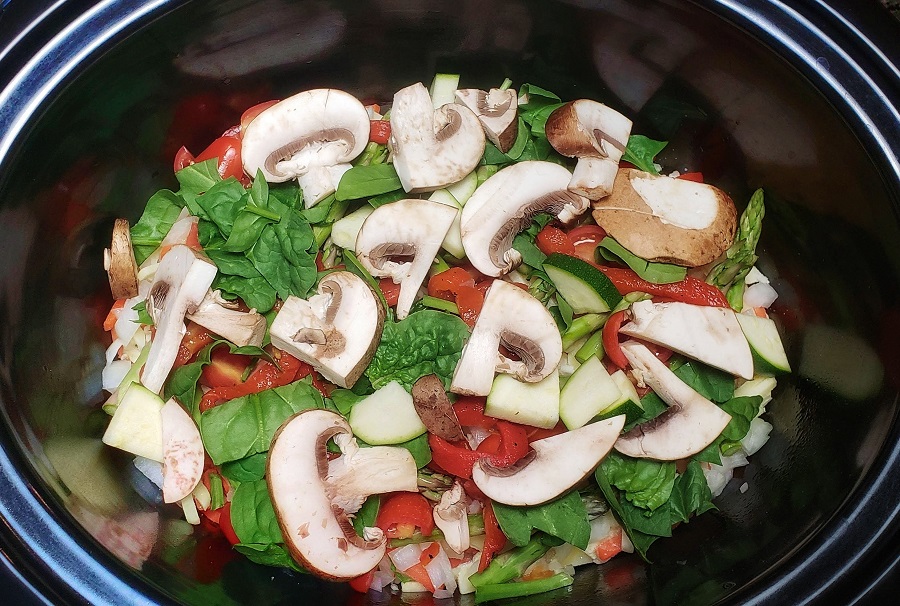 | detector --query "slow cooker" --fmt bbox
[0,0,897,604]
